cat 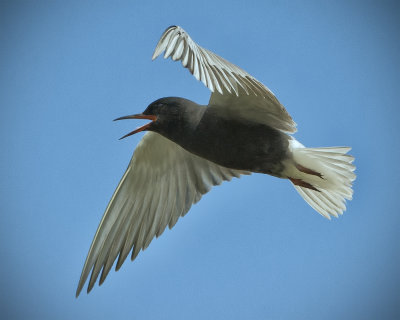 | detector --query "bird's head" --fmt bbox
[114,97,191,140]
